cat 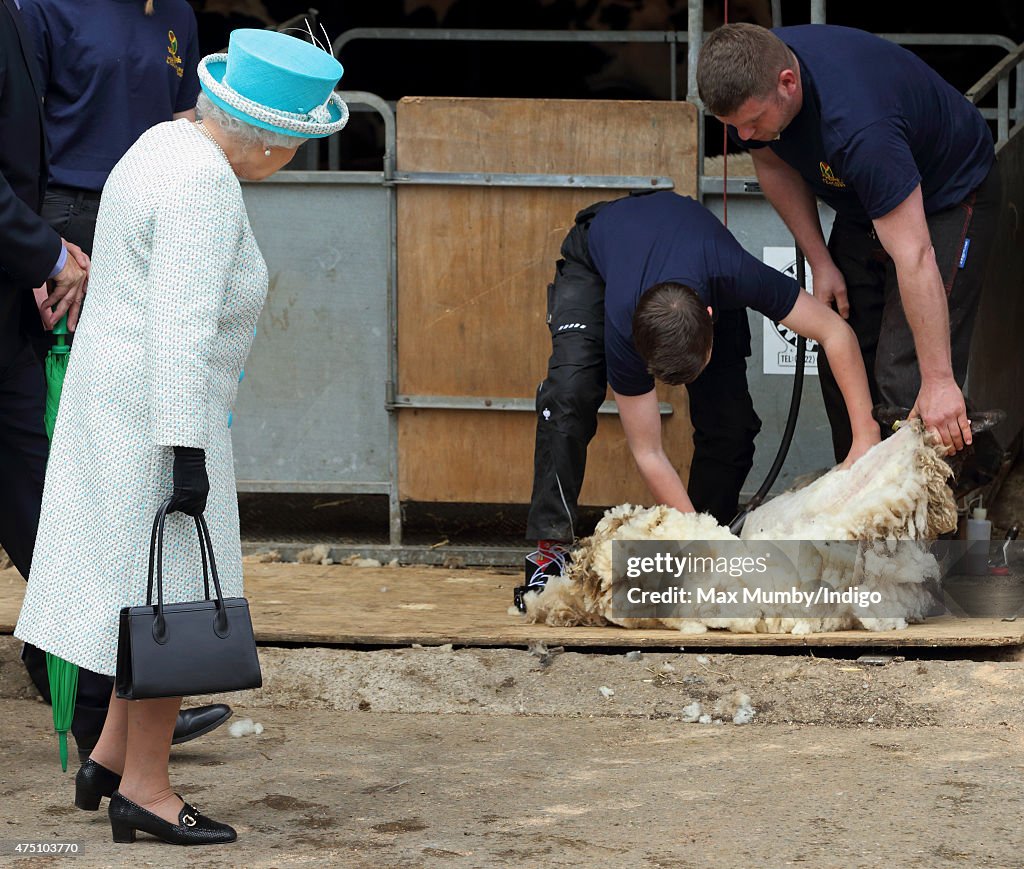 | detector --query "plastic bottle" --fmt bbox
[966,507,992,576]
